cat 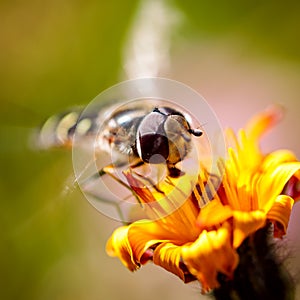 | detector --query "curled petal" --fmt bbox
[127,220,184,262]
[106,221,171,270]
[258,162,300,212]
[152,242,186,282]
[261,150,298,172]
[181,222,239,293]
[107,219,190,272]
[283,175,300,201]
[232,210,266,248]
[267,195,294,238]
[106,226,140,271]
